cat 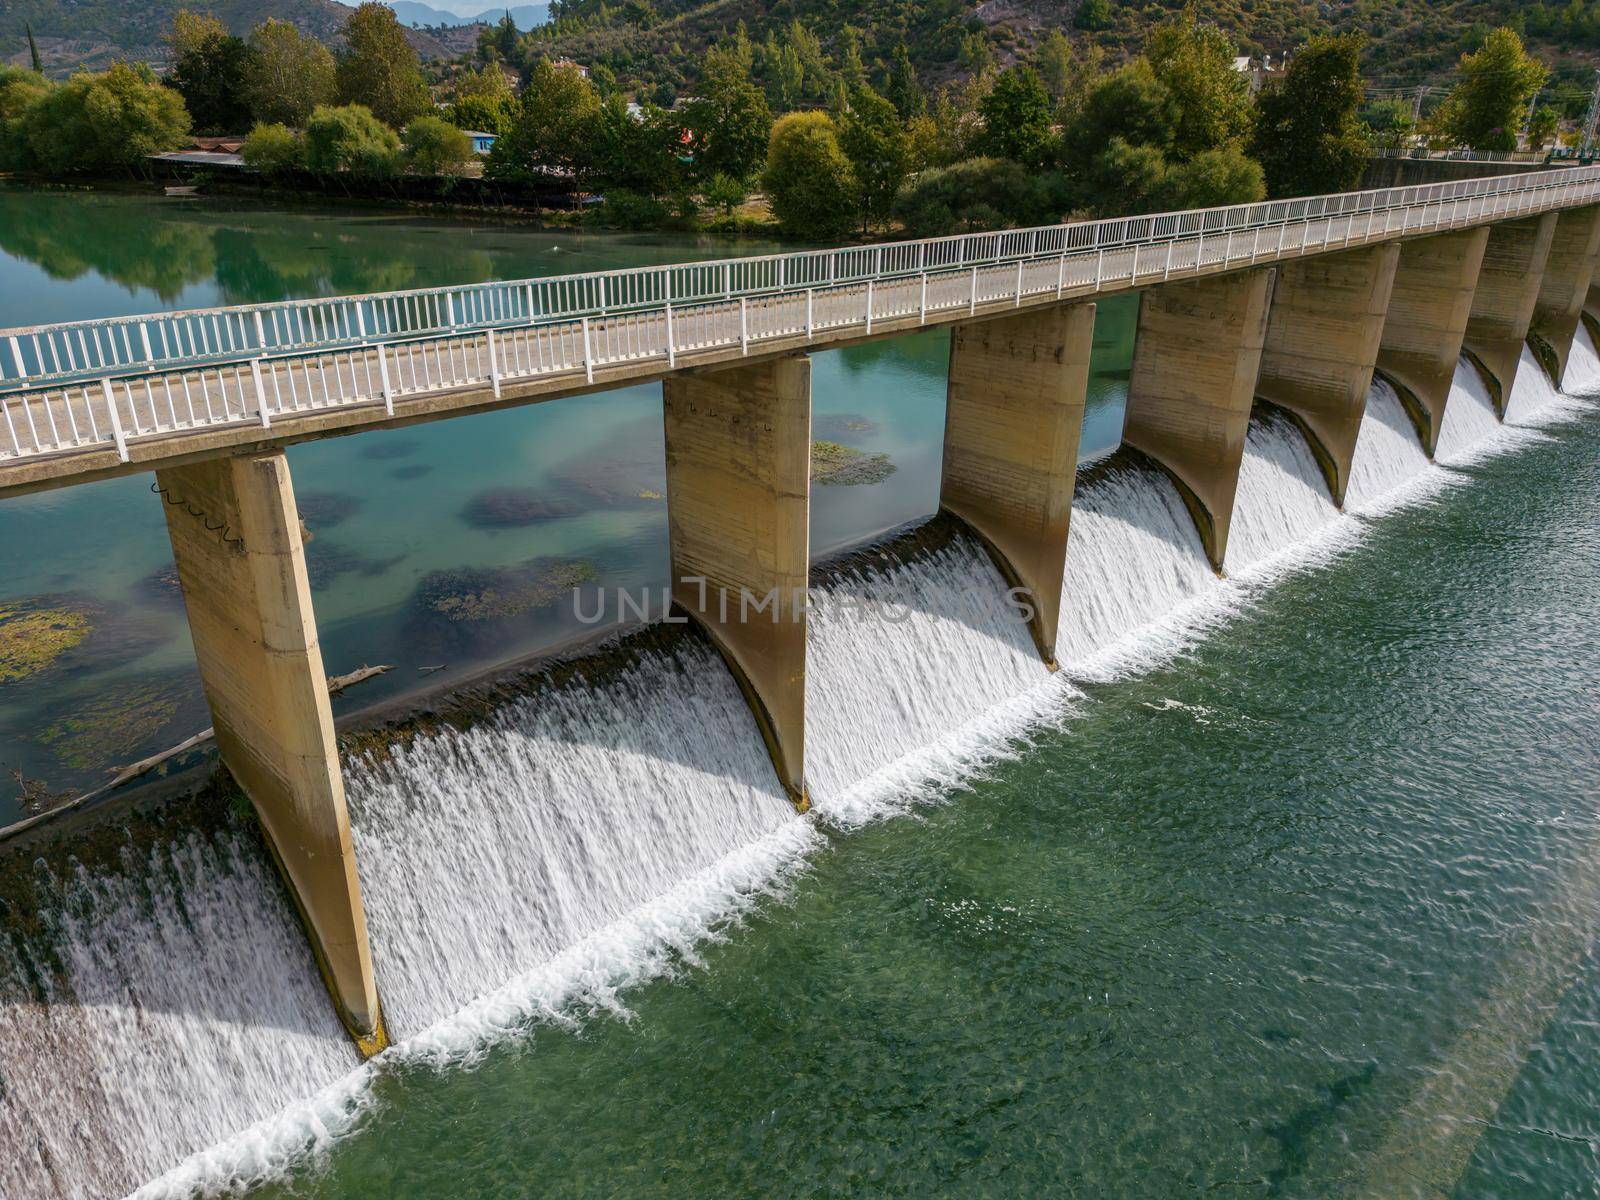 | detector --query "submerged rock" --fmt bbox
[812,441,897,486]
[297,491,364,530]
[0,600,93,684]
[460,487,582,529]
[358,436,421,461]
[305,542,405,589]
